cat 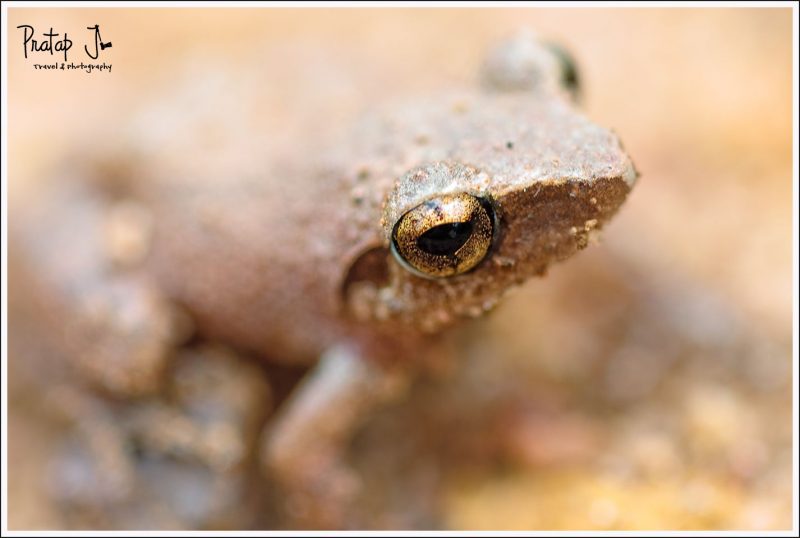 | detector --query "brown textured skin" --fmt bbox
[138,88,635,366]
[15,34,636,375]
[11,34,638,528]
